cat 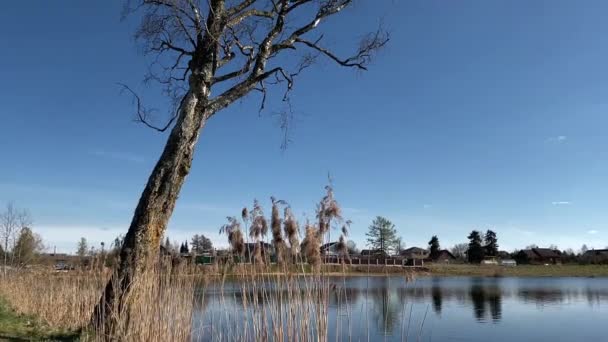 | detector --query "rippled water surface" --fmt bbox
[193,276,608,341]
